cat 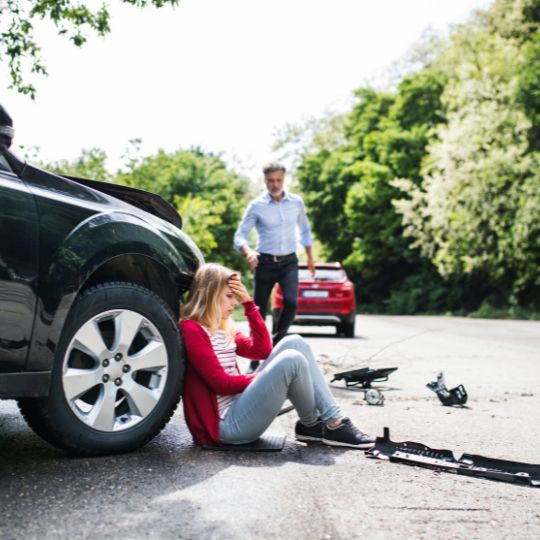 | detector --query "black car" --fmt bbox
[0,149,203,455]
